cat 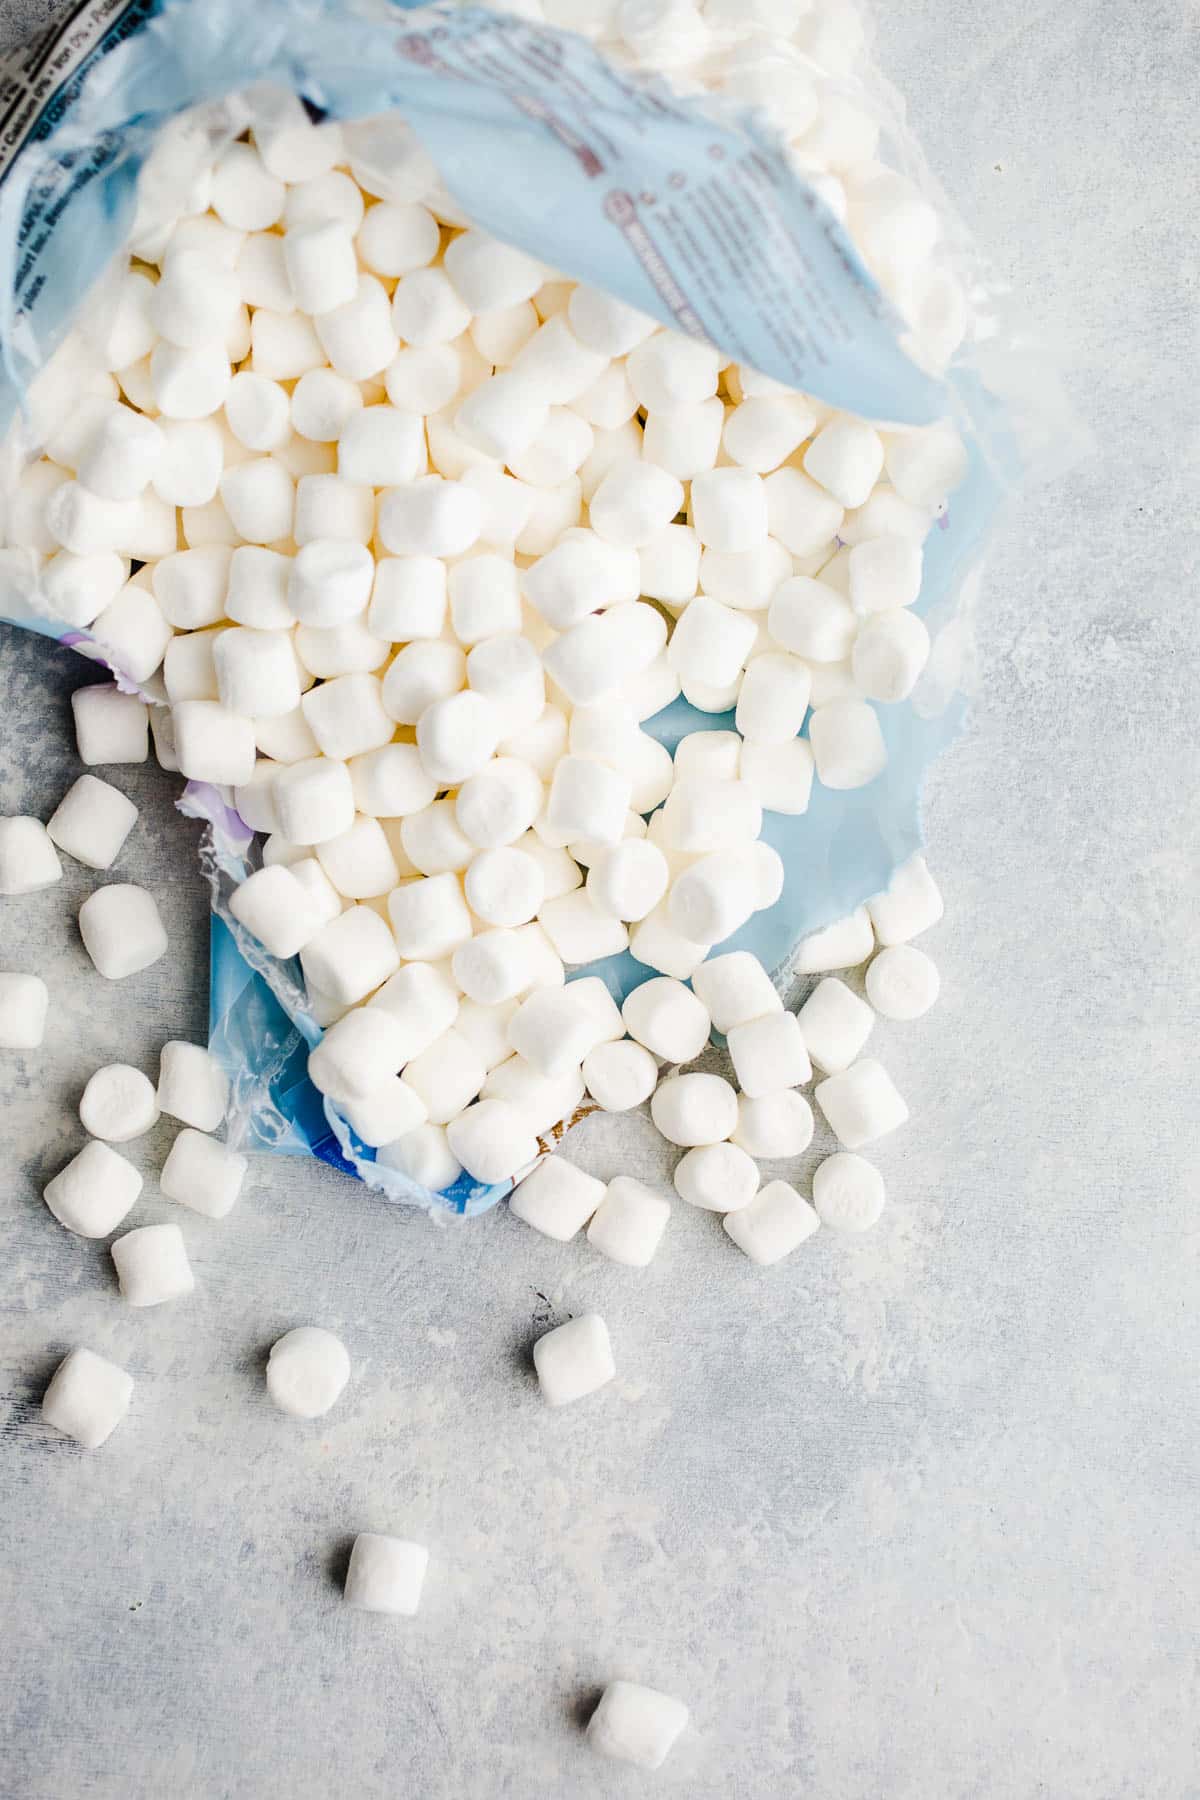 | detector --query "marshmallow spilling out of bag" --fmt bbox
[8,23,970,1200]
